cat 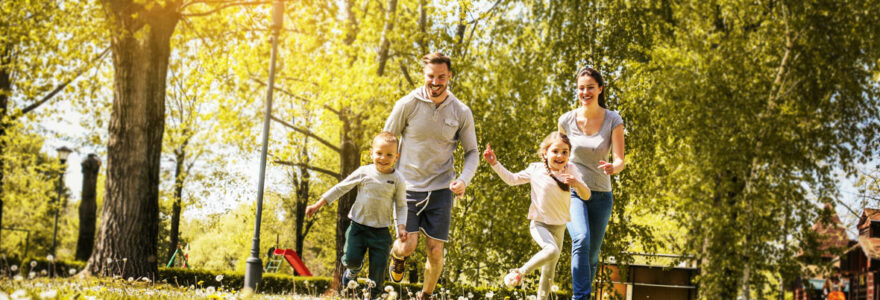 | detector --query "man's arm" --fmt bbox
[457,107,479,185]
